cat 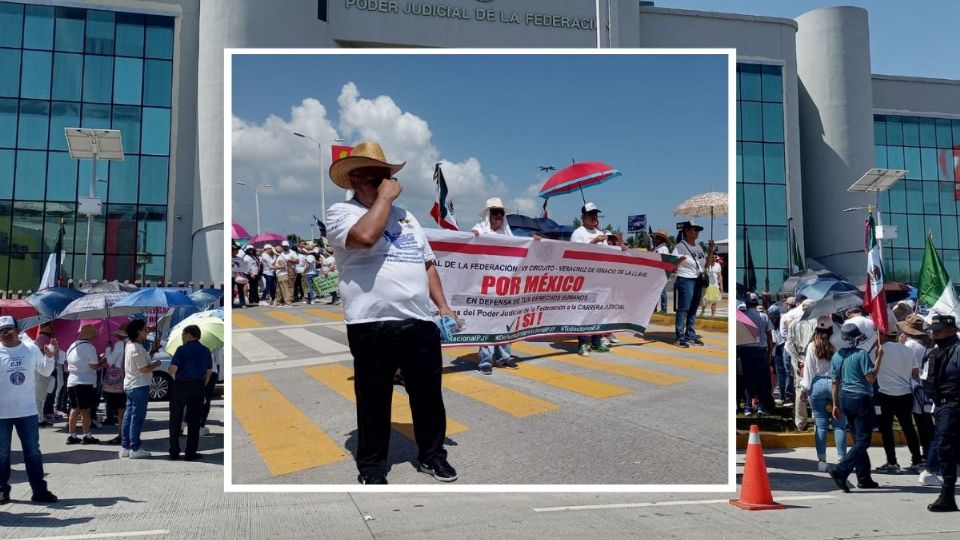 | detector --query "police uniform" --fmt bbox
[927,314,960,512]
